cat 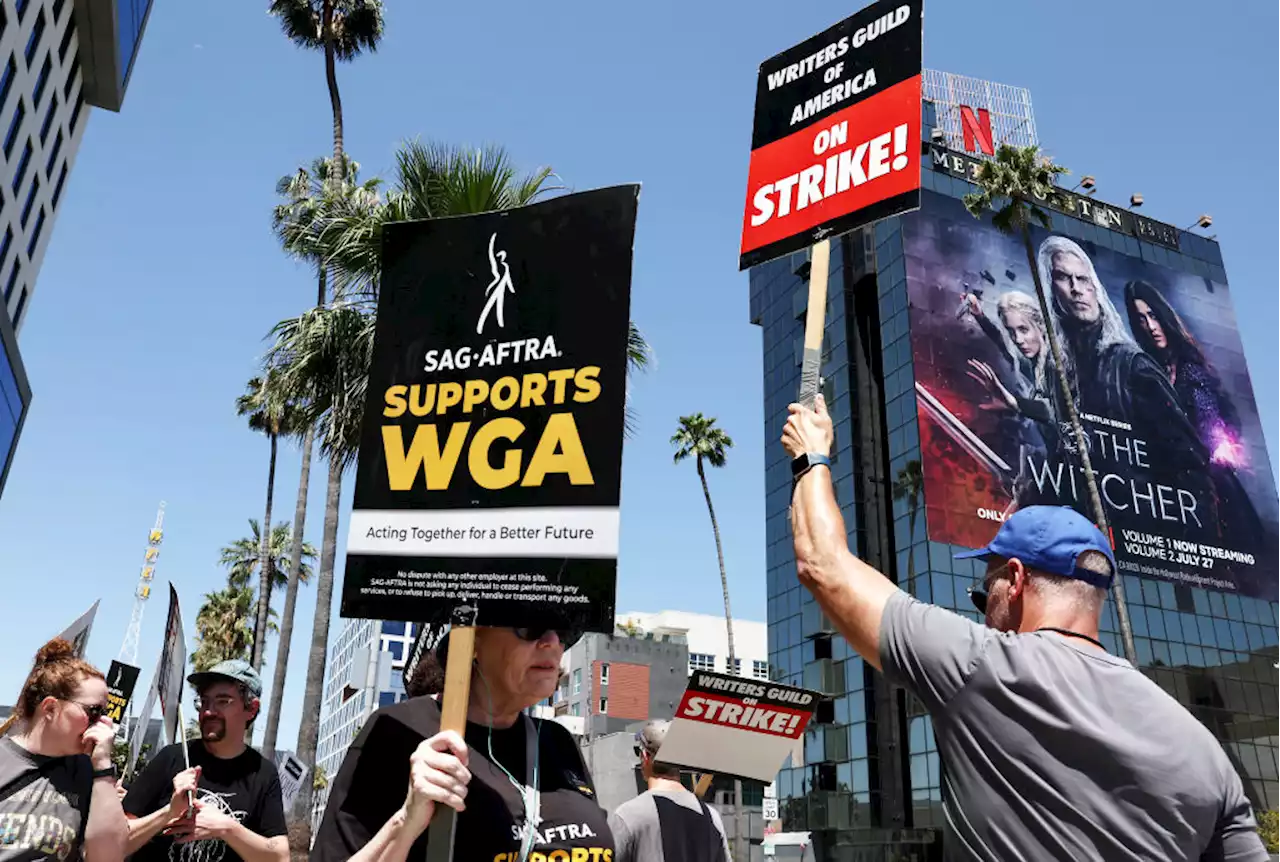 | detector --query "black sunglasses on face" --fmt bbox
[69,701,108,724]
[513,627,582,649]
[968,586,988,614]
